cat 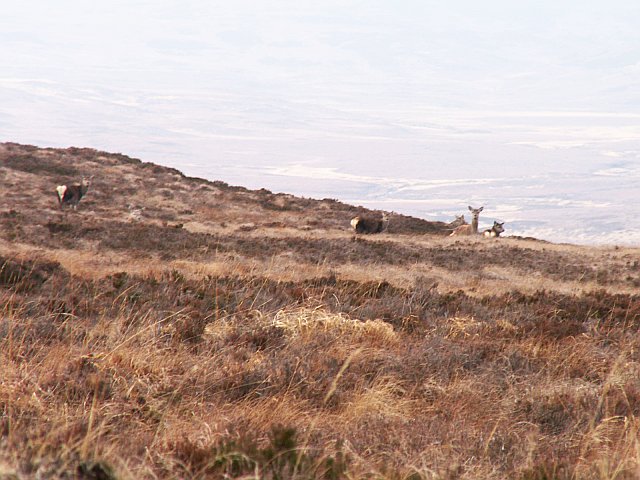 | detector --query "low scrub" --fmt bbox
[1,255,640,478]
